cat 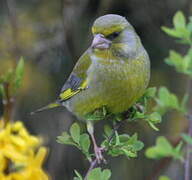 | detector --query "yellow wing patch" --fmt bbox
[59,80,88,101]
